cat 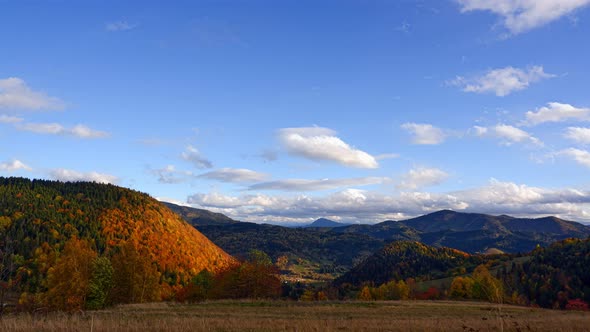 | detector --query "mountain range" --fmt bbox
[333,209,590,253]
[166,203,590,281]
